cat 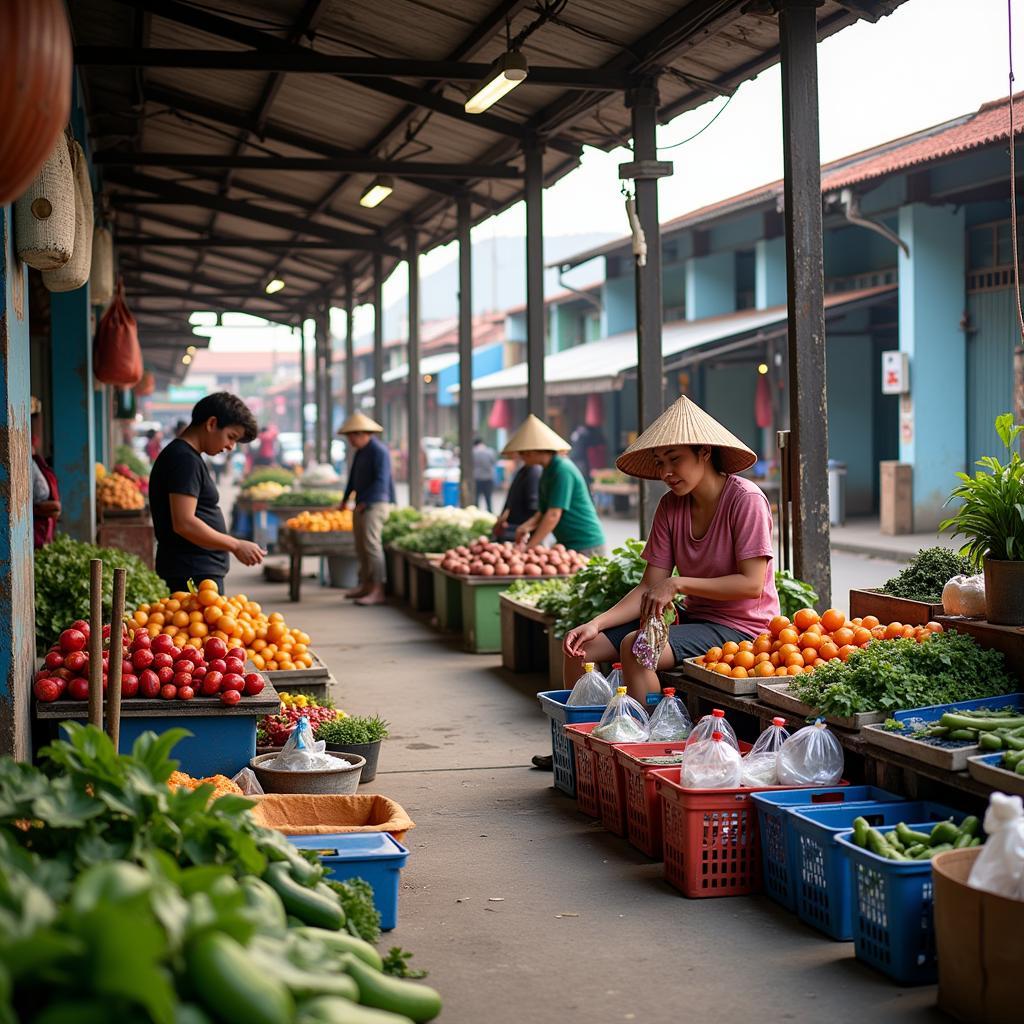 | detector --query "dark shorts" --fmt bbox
[602,617,751,666]
[163,576,224,596]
